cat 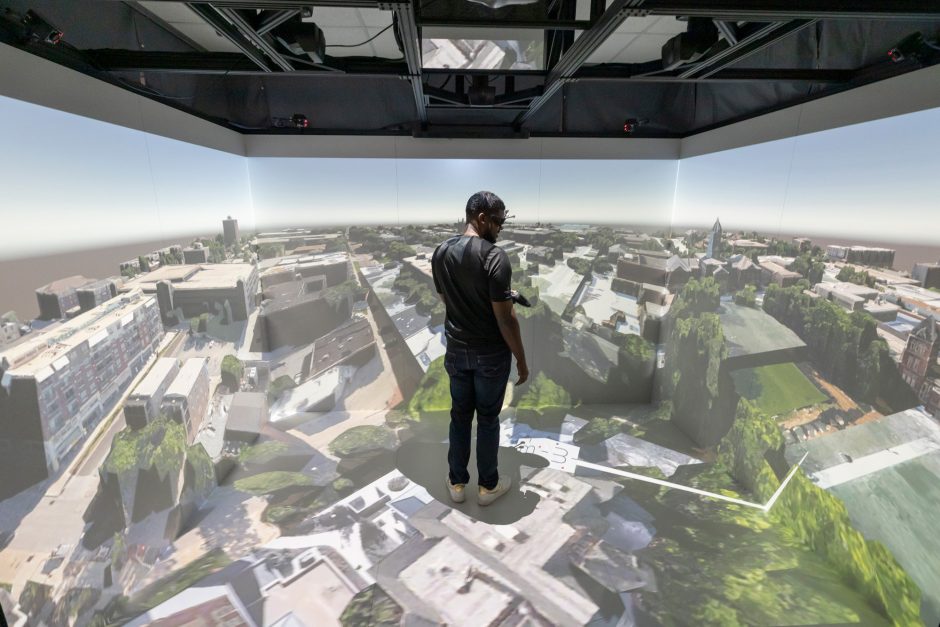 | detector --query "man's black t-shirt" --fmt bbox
[432,235,512,349]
